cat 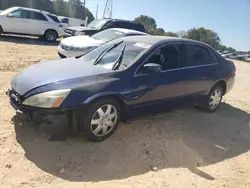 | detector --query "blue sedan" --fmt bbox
[8,36,236,142]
